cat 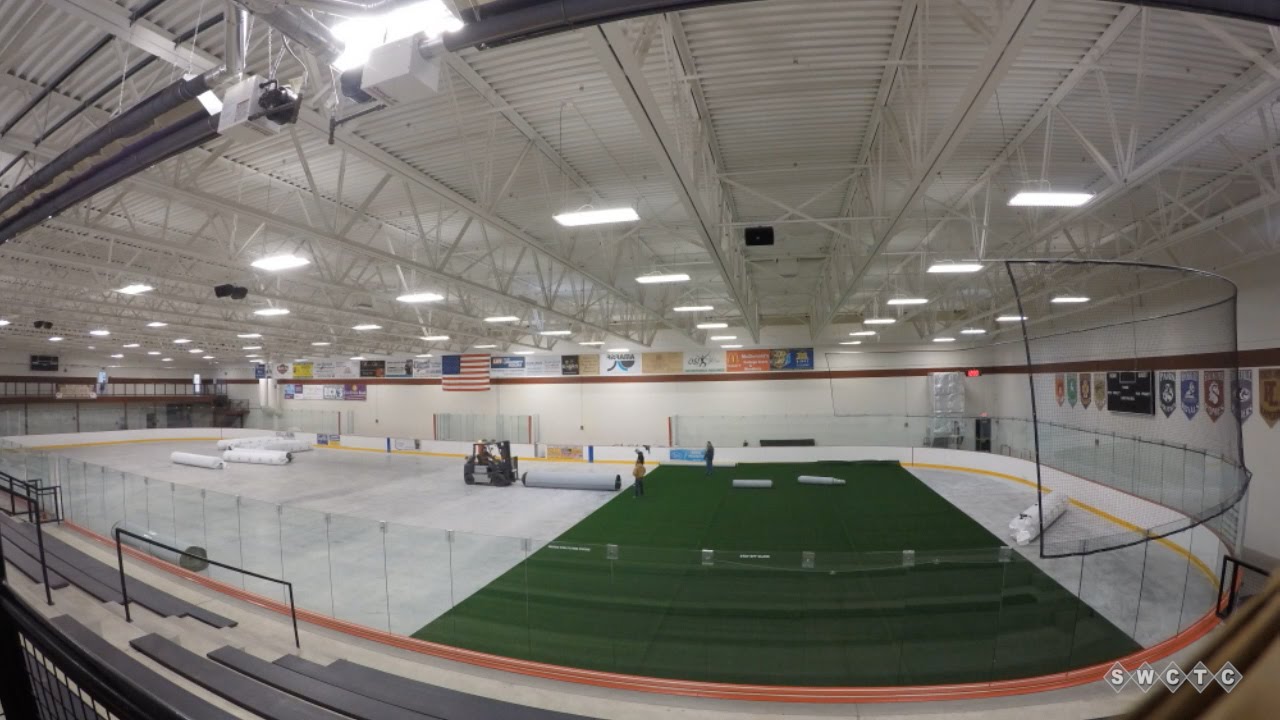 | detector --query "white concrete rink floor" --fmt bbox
[51,440,627,635]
